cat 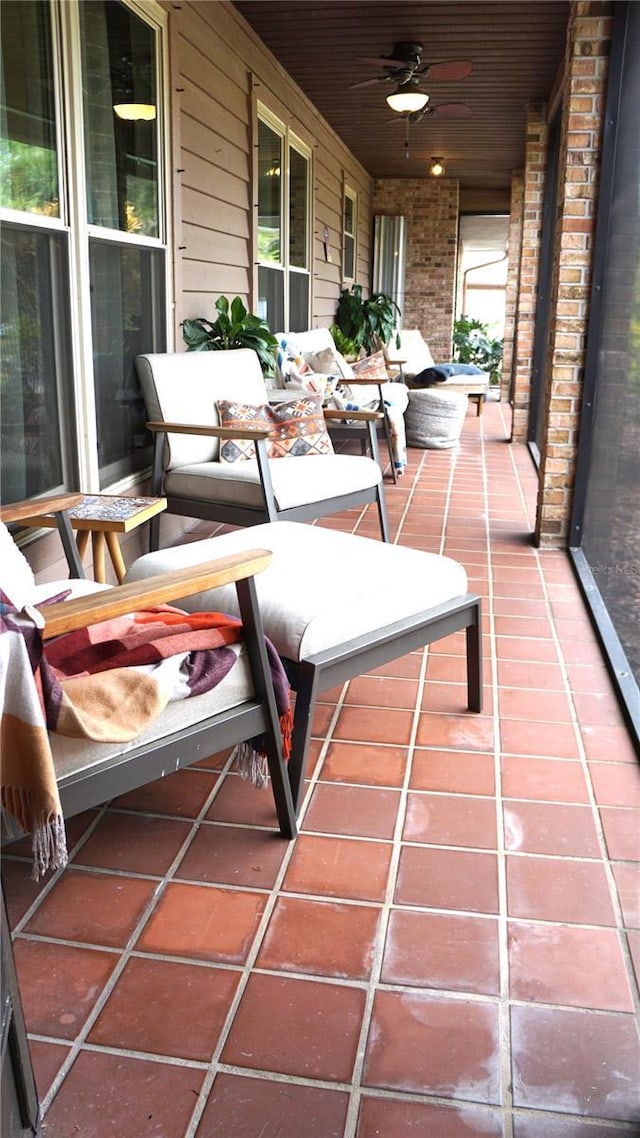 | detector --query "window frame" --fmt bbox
[343,182,357,284]
[255,102,312,332]
[0,0,171,503]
